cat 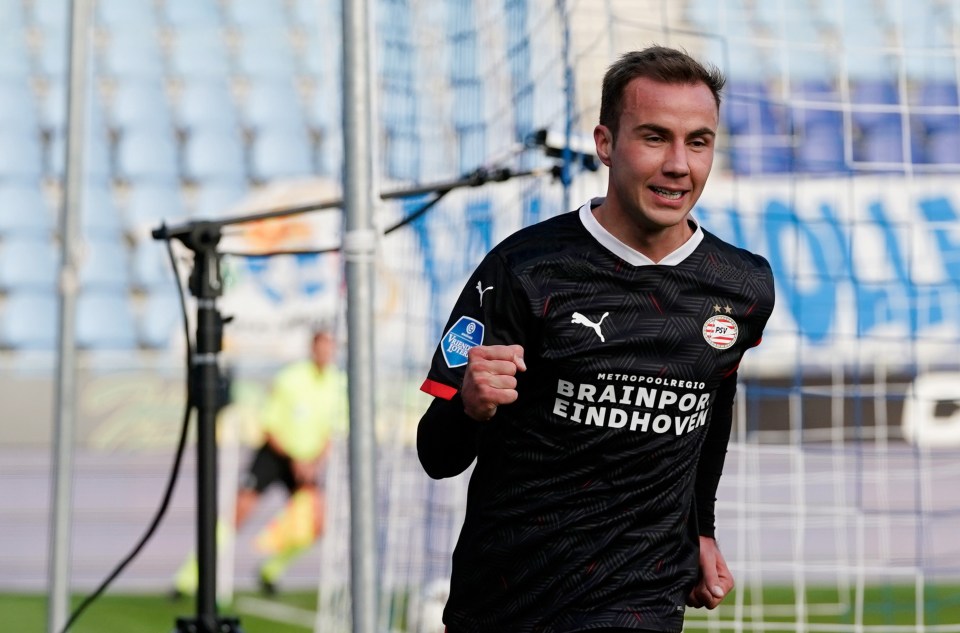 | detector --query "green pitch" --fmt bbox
[4,583,960,632]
